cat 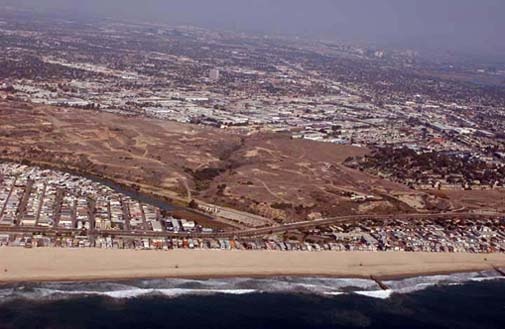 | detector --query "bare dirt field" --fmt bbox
[442,190,505,213]
[1,100,502,223]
